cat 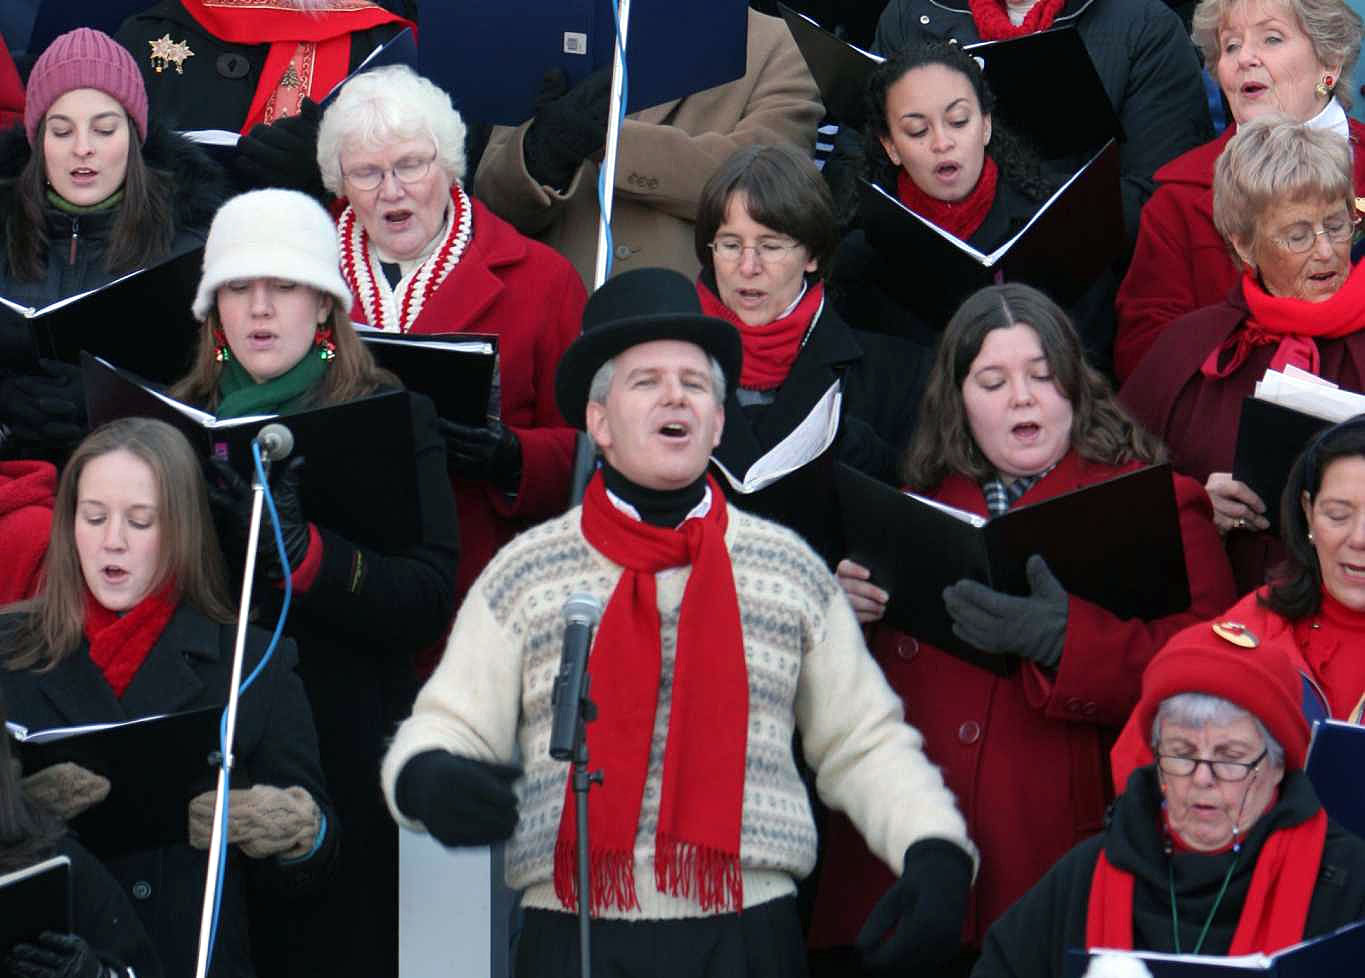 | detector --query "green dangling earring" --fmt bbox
[315,324,337,361]
[212,325,232,363]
